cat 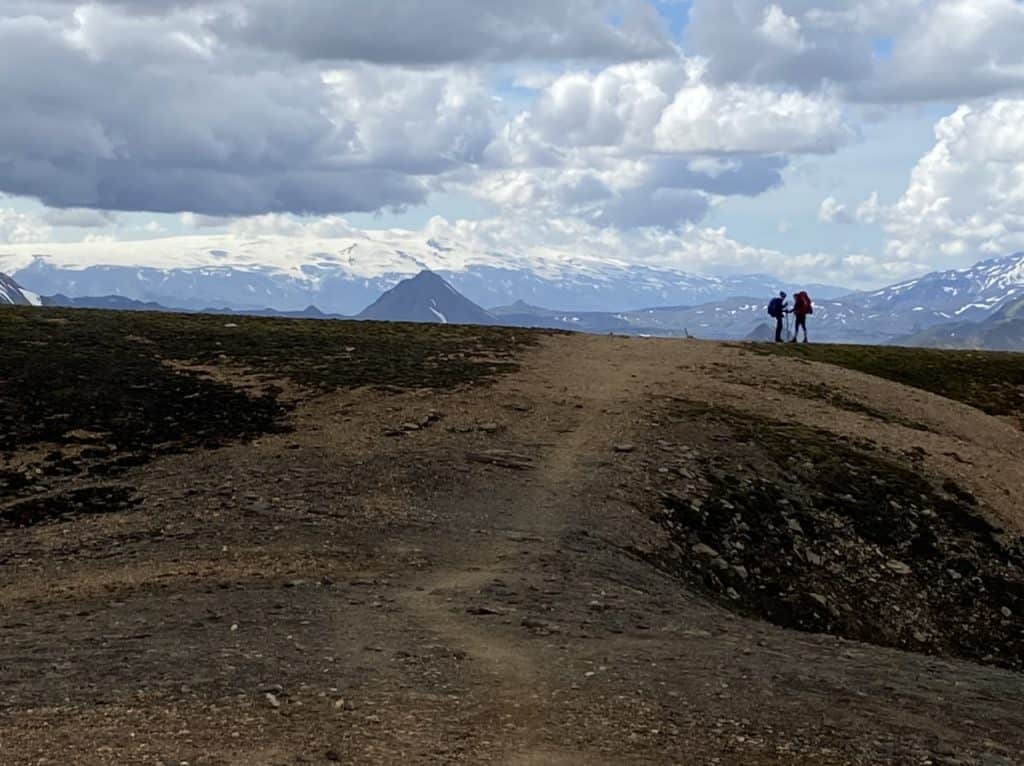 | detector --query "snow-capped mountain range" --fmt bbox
[2,230,1023,347]
[492,252,1024,344]
[0,232,847,314]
